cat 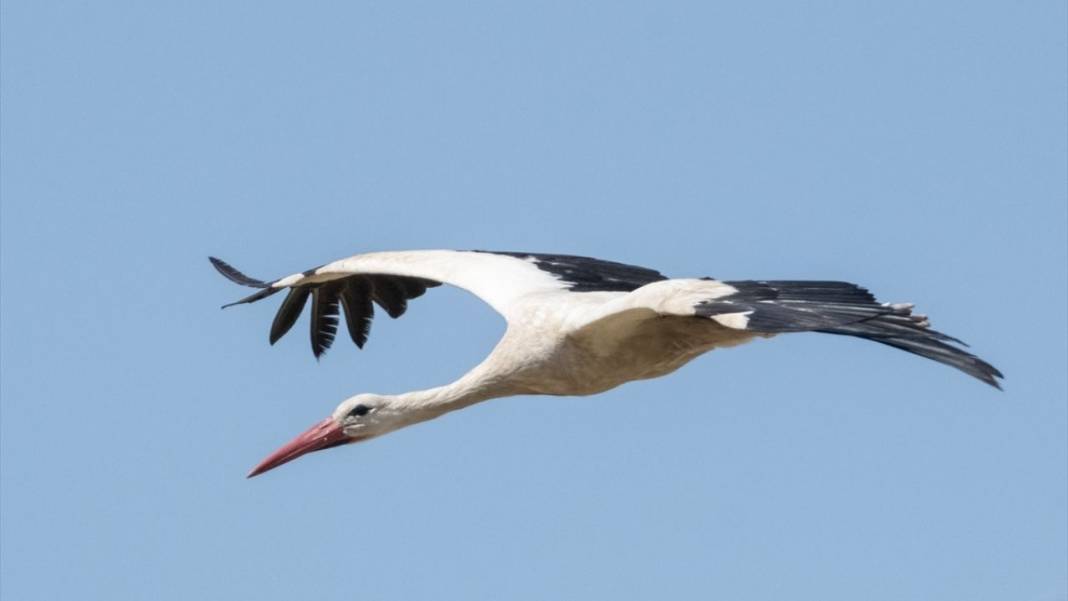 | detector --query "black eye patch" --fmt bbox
[348,404,371,418]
